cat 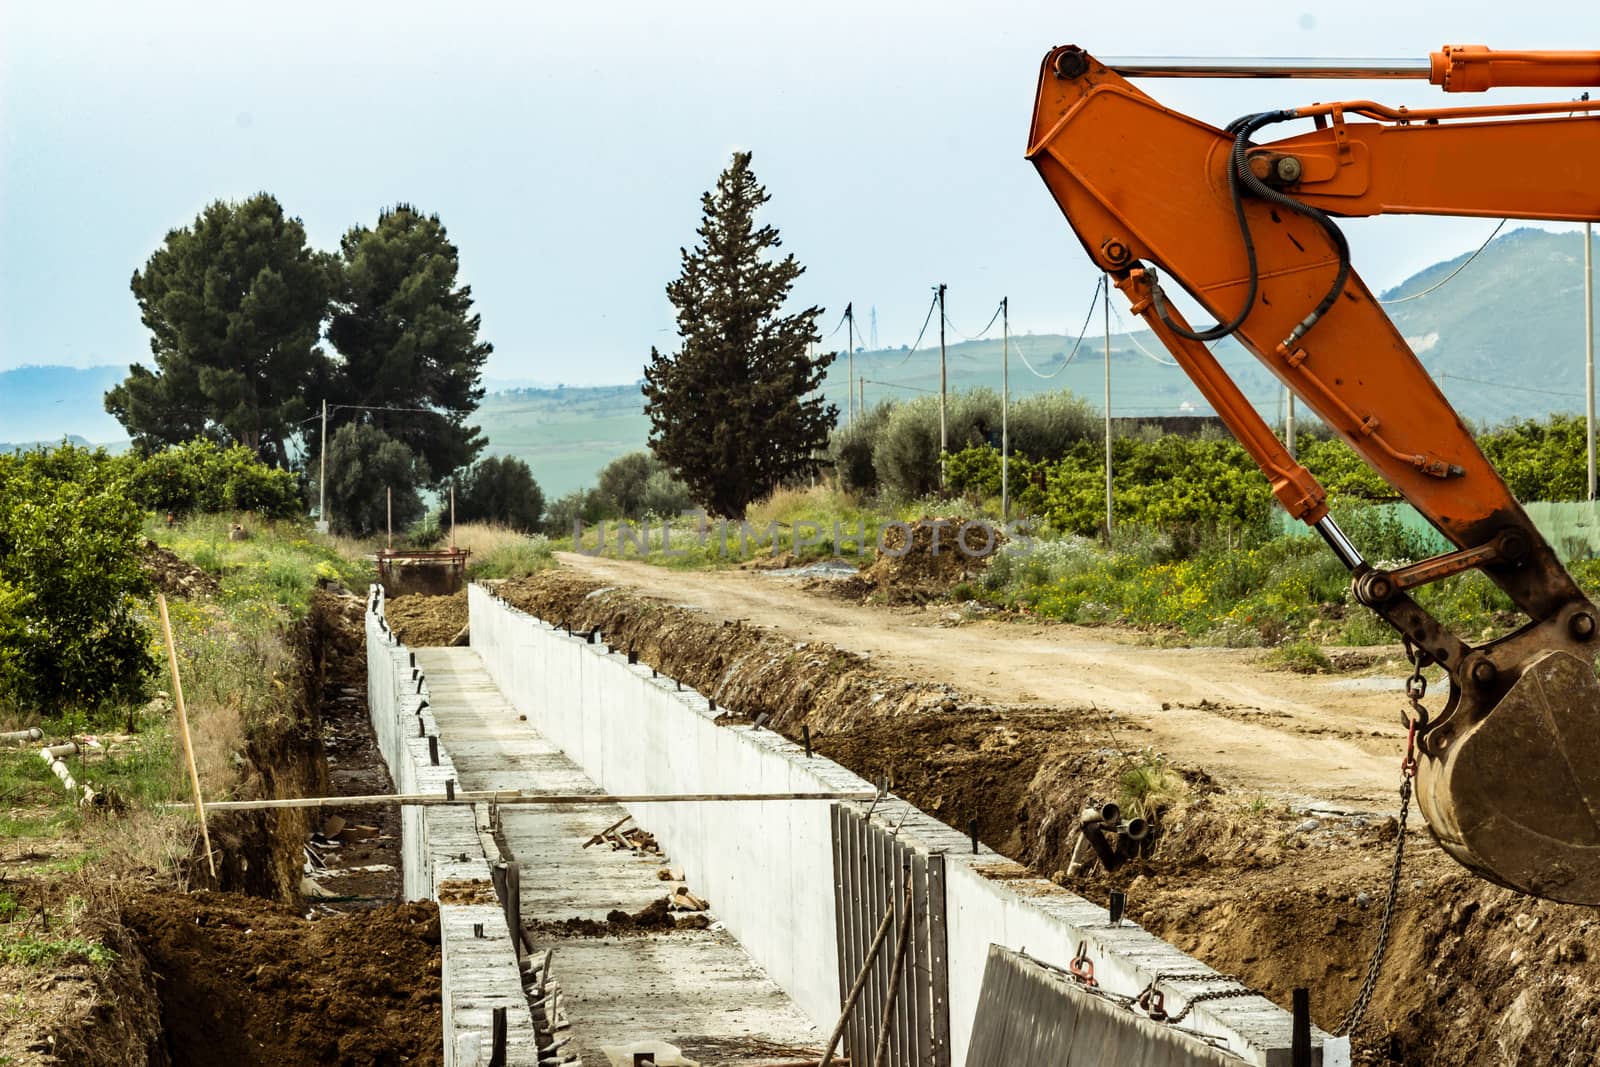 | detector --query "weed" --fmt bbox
[1117,748,1189,822]
[1269,640,1333,674]
[0,935,116,968]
